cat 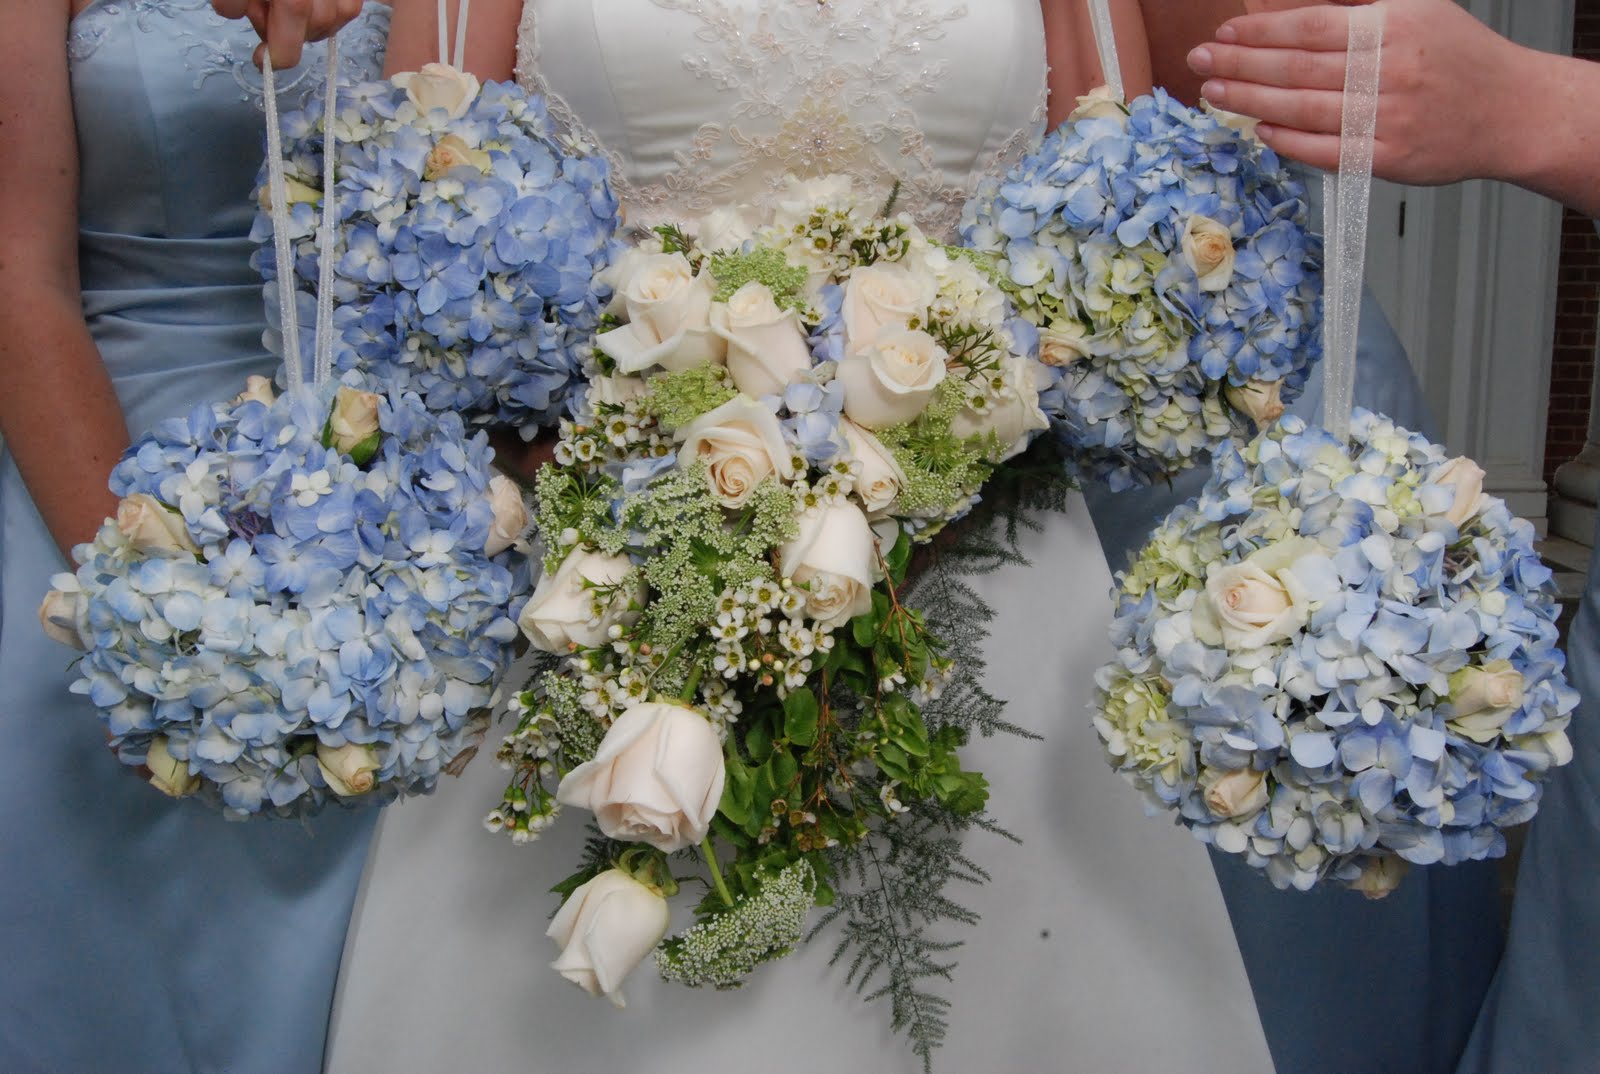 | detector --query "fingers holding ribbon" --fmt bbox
[211,0,365,70]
